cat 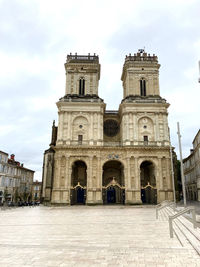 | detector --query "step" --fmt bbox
[163,206,200,255]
